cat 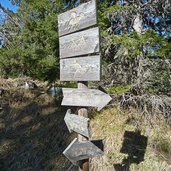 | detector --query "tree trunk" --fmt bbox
[133,13,144,85]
